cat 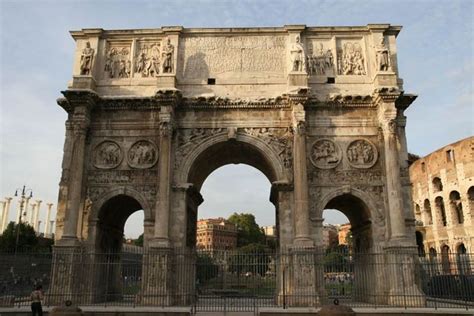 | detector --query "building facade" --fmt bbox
[337,223,351,246]
[196,218,238,250]
[410,136,474,256]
